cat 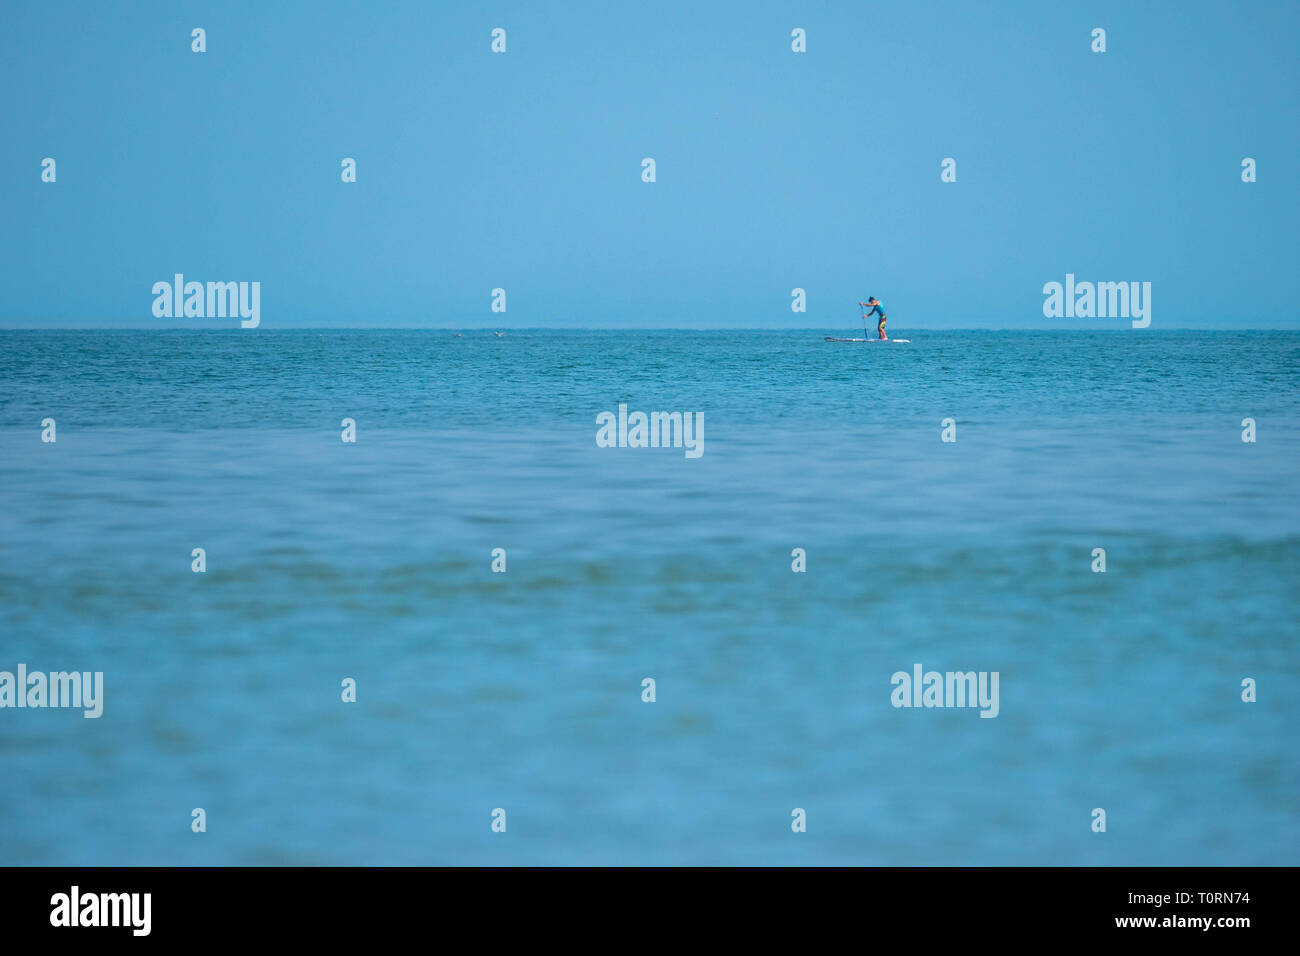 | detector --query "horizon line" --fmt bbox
[0,326,1296,333]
